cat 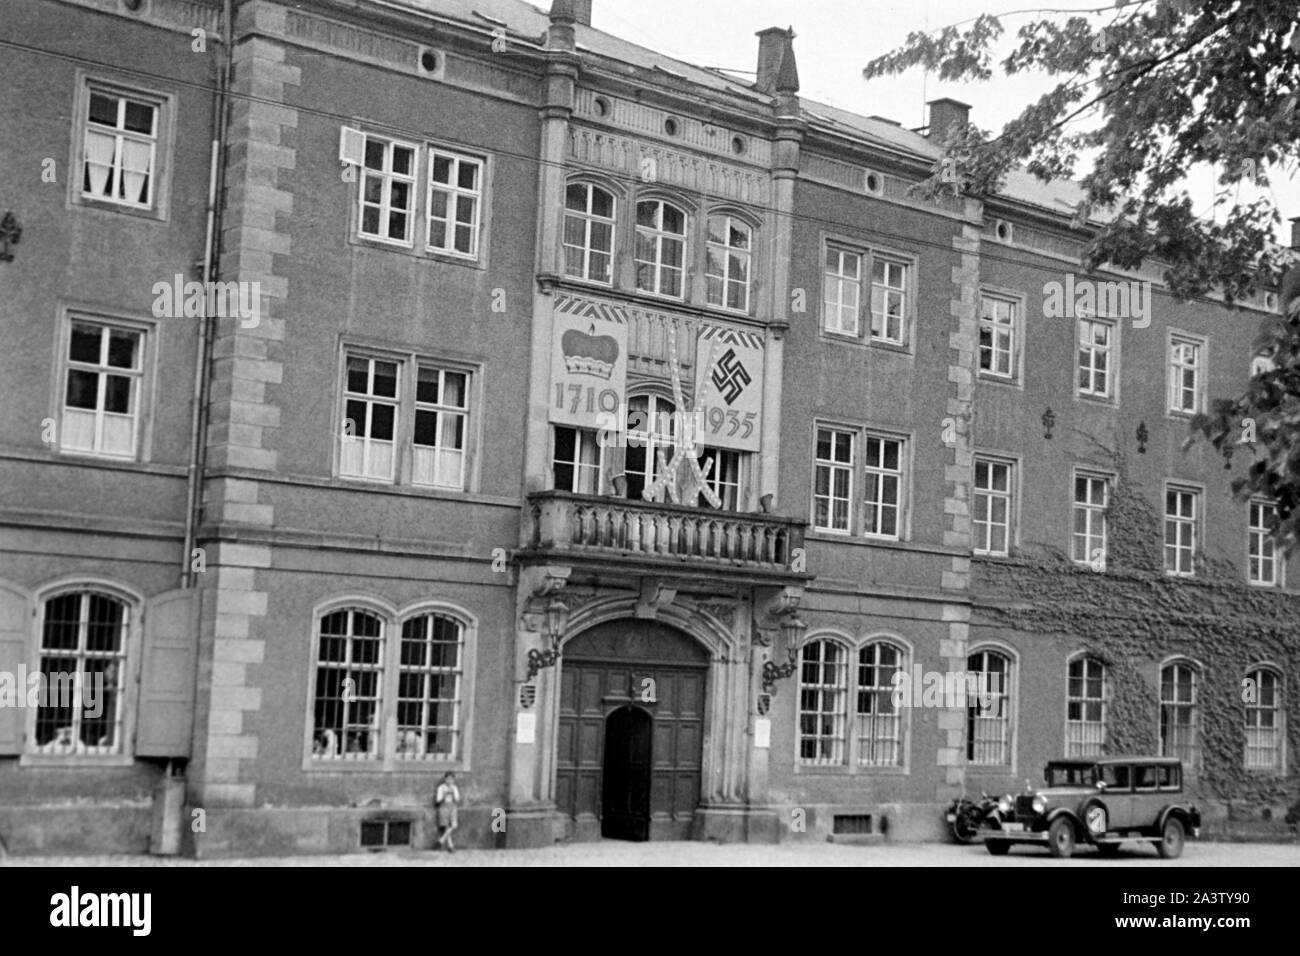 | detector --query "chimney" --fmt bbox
[755,27,799,95]
[927,97,970,141]
[550,0,592,27]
